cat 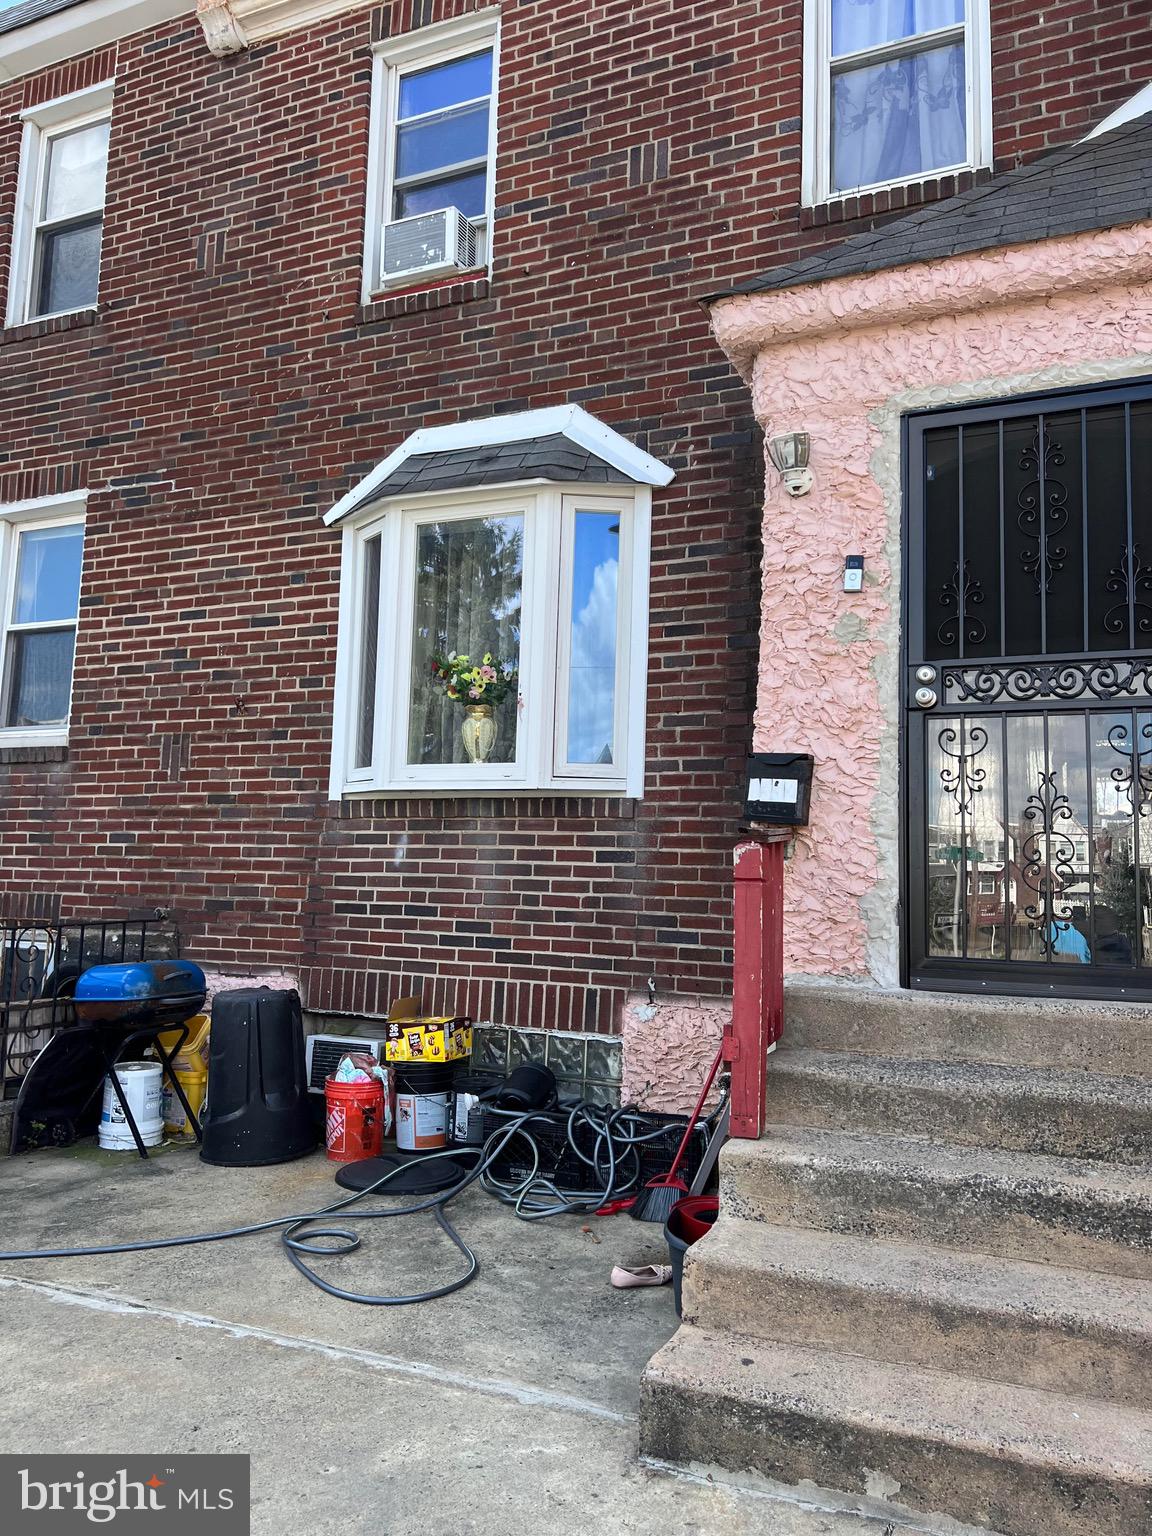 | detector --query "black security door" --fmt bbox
[905,380,1152,997]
